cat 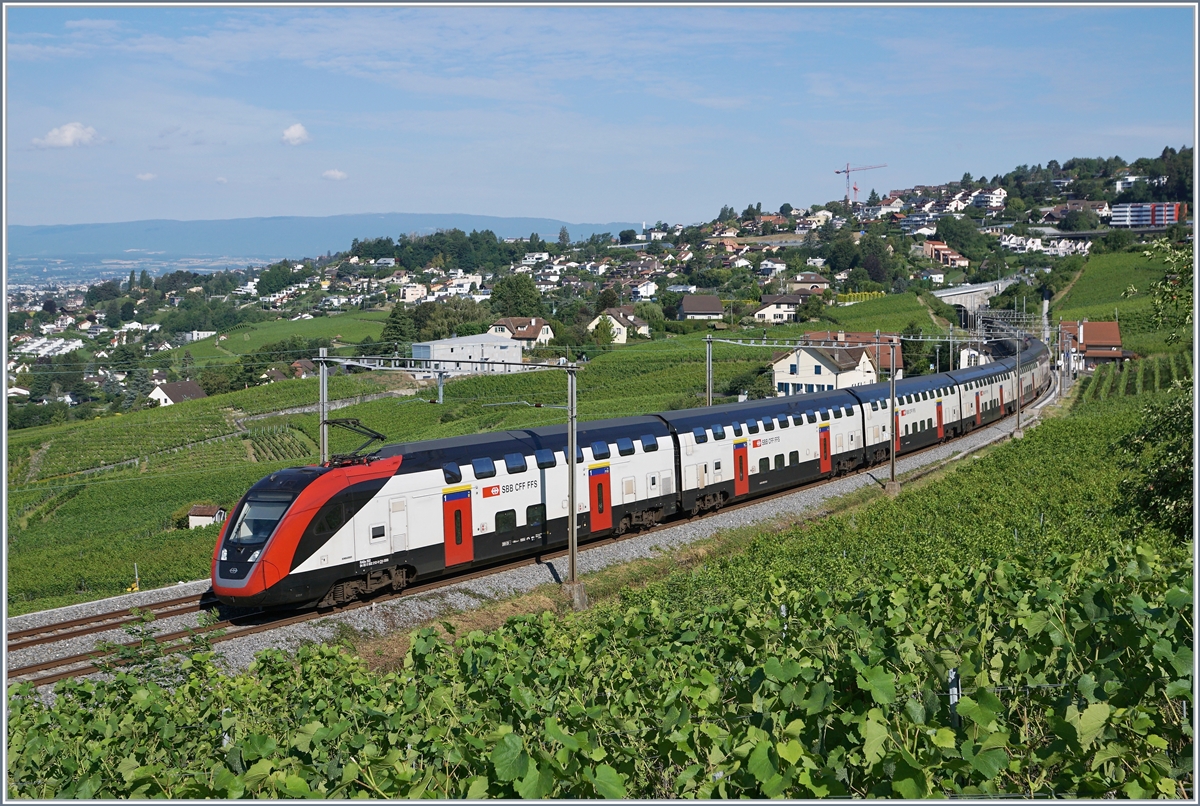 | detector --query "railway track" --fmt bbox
[8,388,1054,689]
